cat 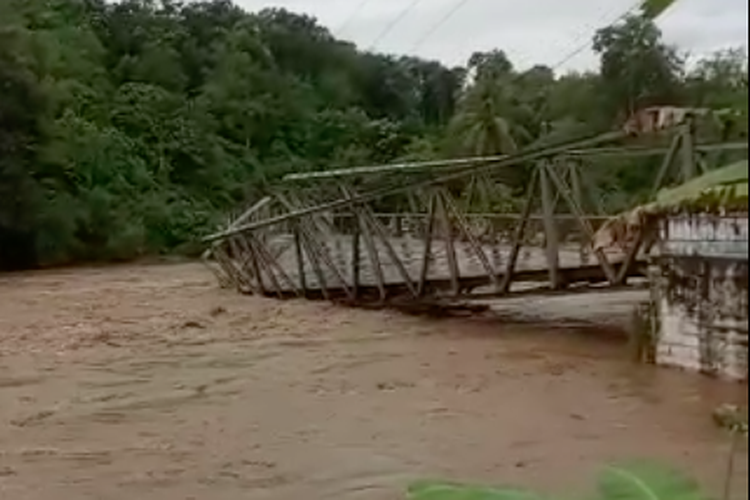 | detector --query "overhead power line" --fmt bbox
[368,0,427,51]
[406,0,639,73]
[549,2,640,72]
[366,0,640,75]
[410,0,475,53]
[335,0,373,35]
